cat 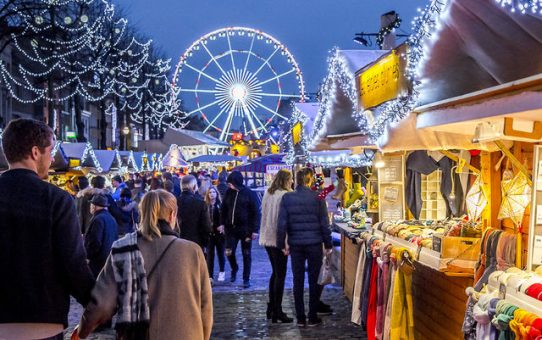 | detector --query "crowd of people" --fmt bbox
[0,118,336,340]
